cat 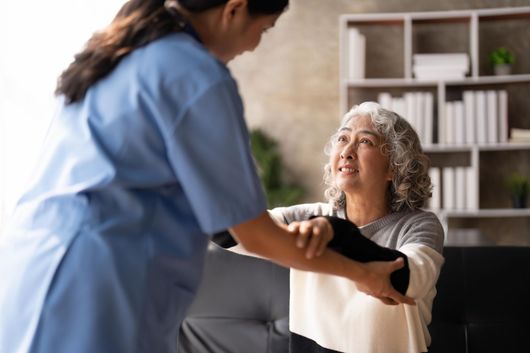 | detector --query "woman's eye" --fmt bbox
[359,138,373,145]
[337,135,348,143]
